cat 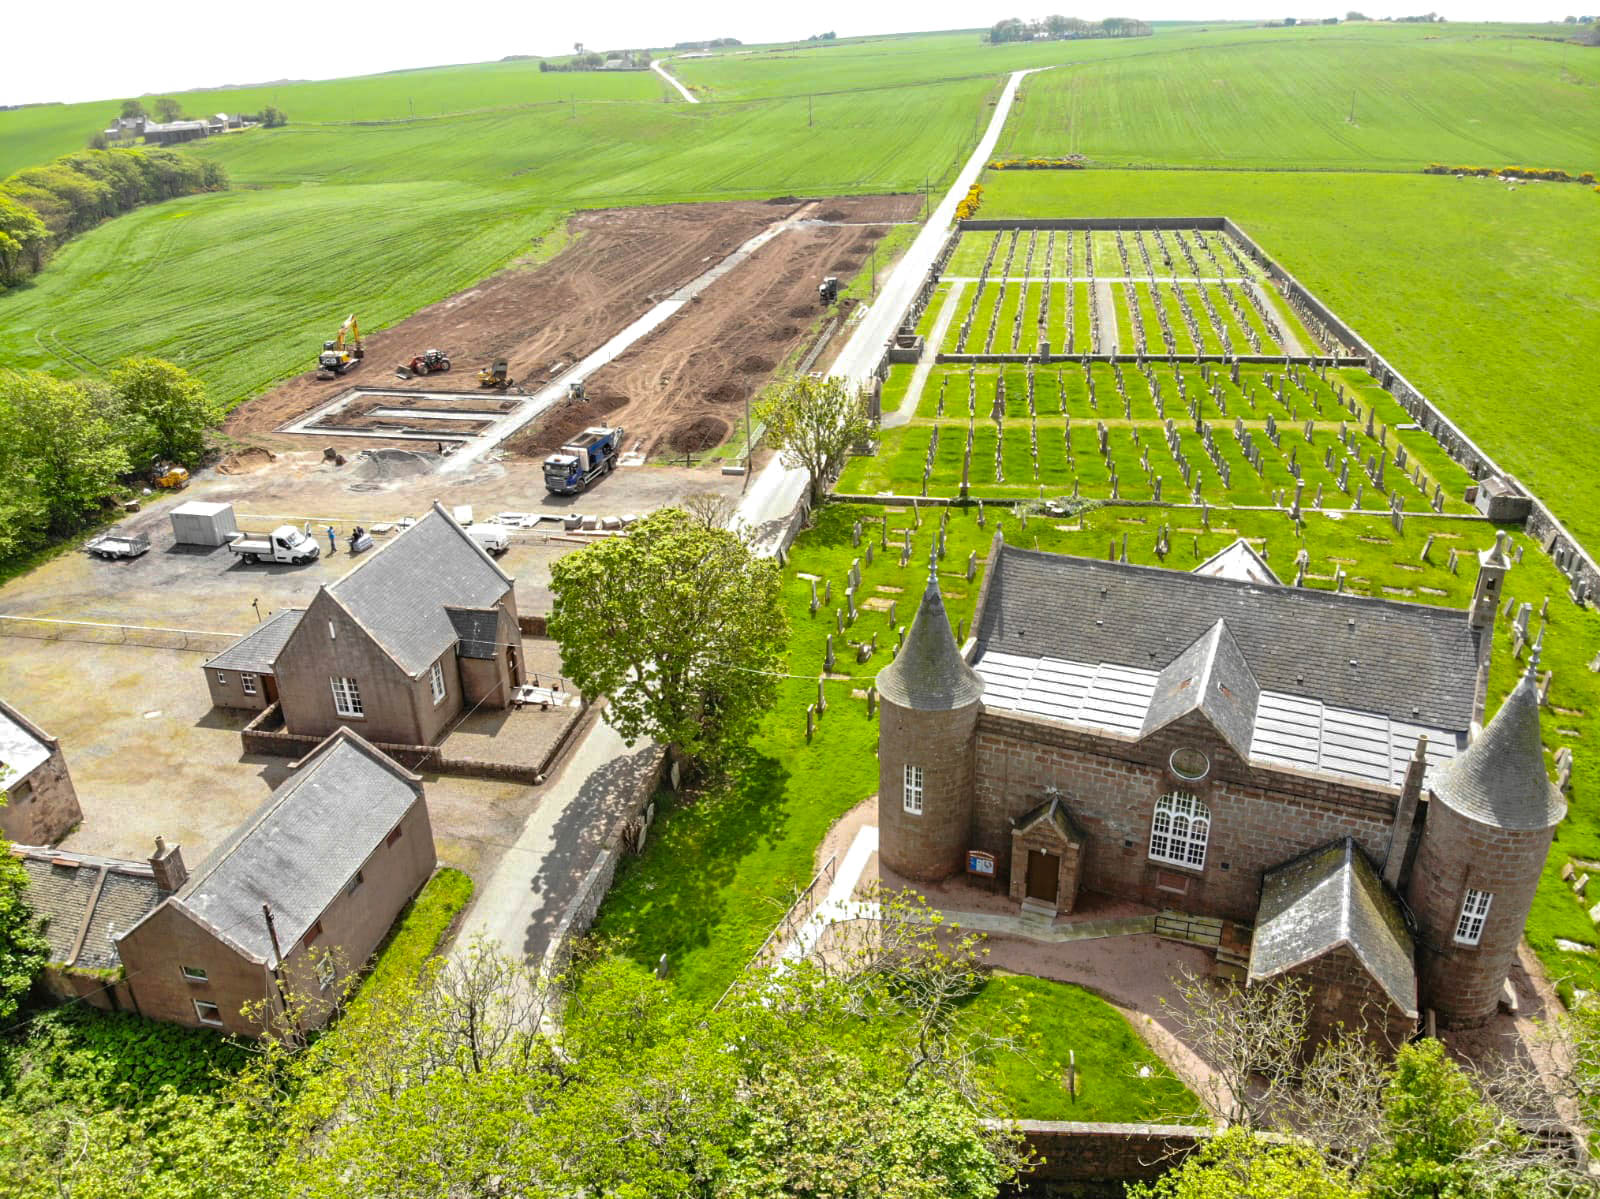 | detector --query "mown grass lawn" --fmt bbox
[958,973,1202,1123]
